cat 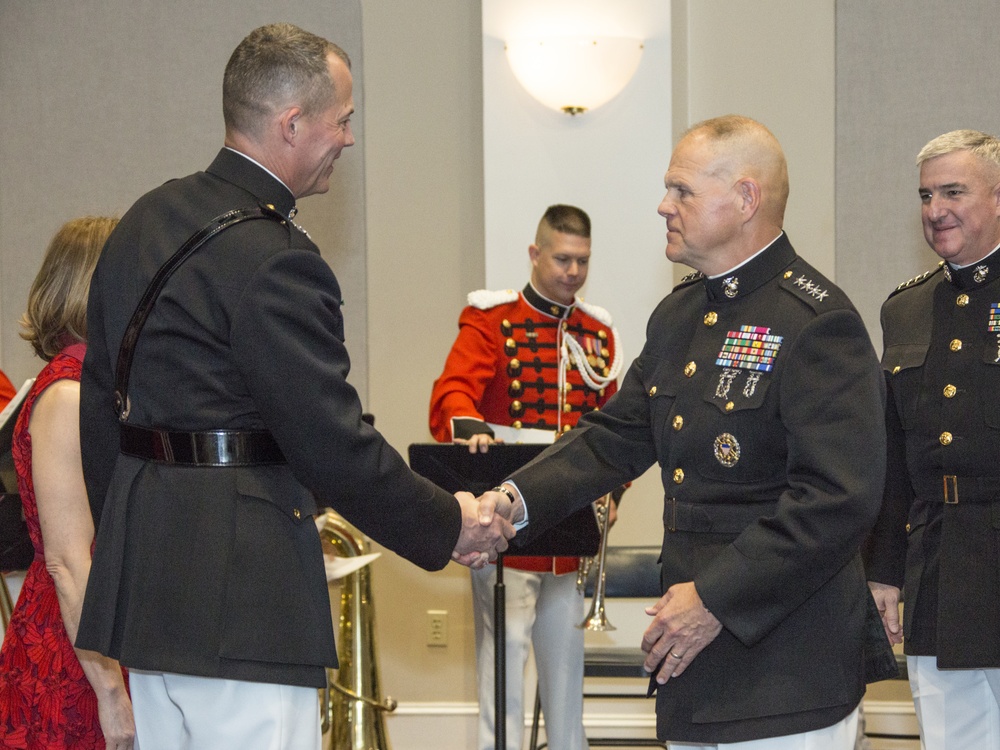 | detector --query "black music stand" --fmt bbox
[409,443,600,750]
